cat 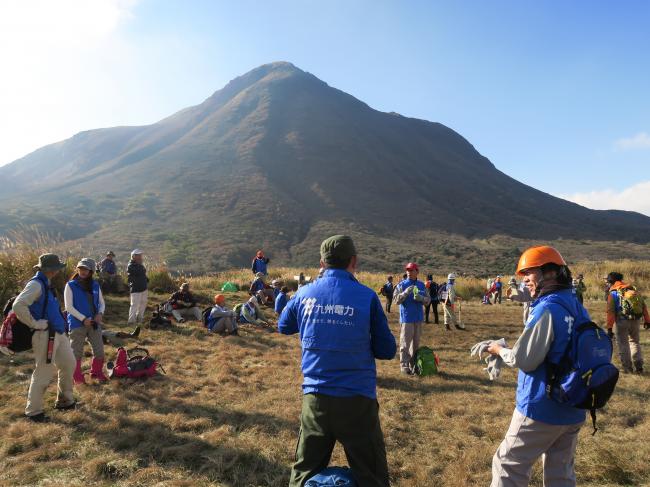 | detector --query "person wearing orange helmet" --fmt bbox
[486,246,591,487]
[394,262,430,375]
[207,294,238,335]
